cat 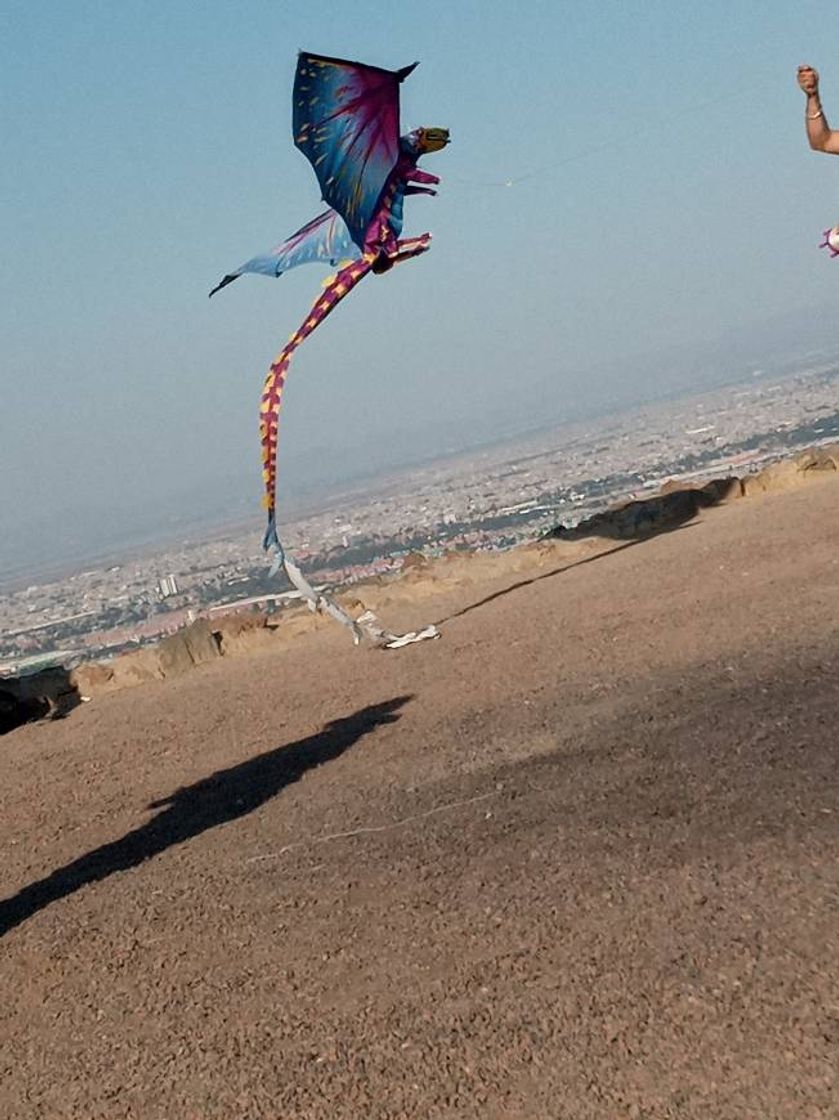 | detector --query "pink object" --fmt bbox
[819,227,839,256]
